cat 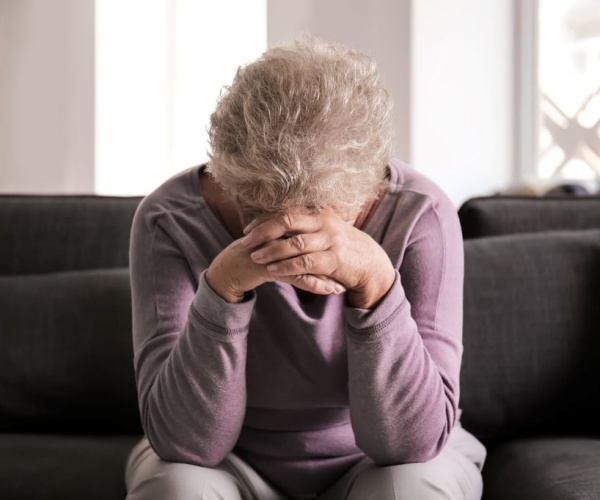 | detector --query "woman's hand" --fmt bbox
[241,210,396,309]
[205,239,270,303]
[205,235,349,303]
